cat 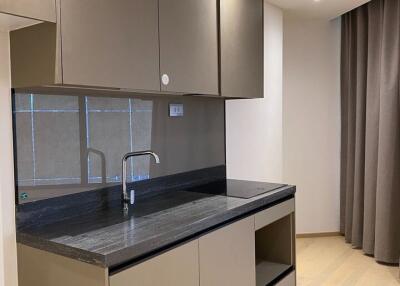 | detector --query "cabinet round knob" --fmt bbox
[161,74,170,86]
